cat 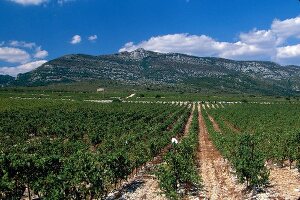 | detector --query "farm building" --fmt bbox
[97,88,105,92]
